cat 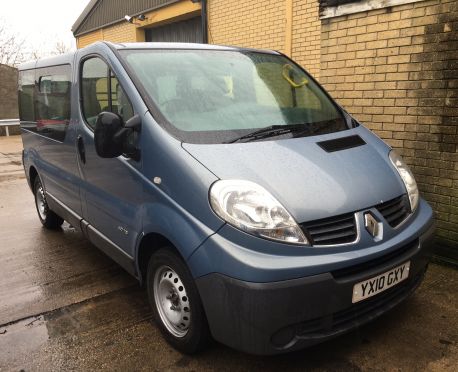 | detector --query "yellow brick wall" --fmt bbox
[207,0,322,77]
[320,0,458,248]
[77,29,104,48]
[101,22,138,44]
[207,0,286,53]
[291,0,321,78]
[77,23,138,48]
